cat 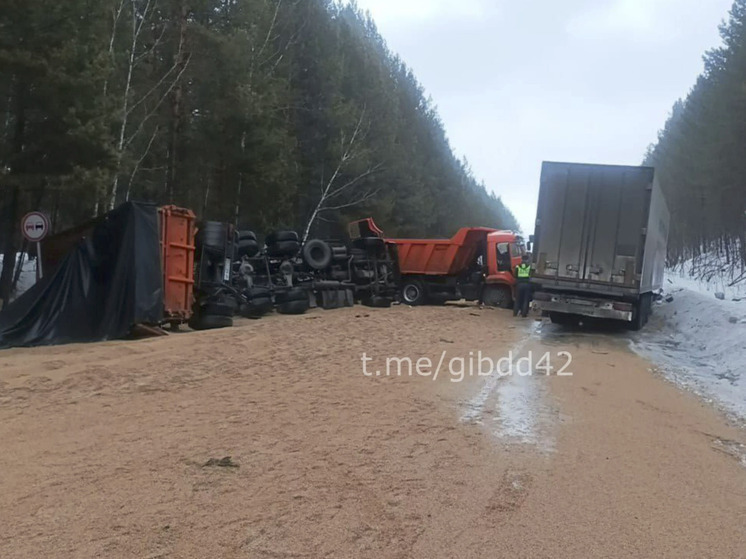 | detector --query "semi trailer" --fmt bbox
[530,161,670,329]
